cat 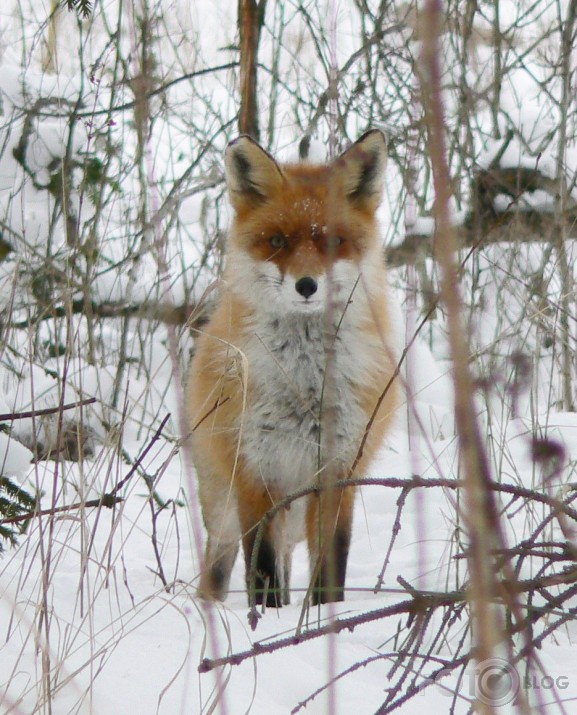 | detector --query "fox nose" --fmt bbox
[295,276,318,299]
